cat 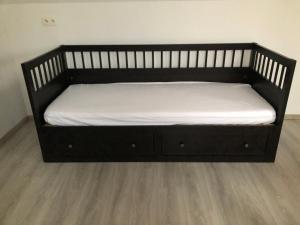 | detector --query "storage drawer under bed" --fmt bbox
[40,127,155,158]
[161,127,270,156]
[41,128,104,157]
[40,126,271,161]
